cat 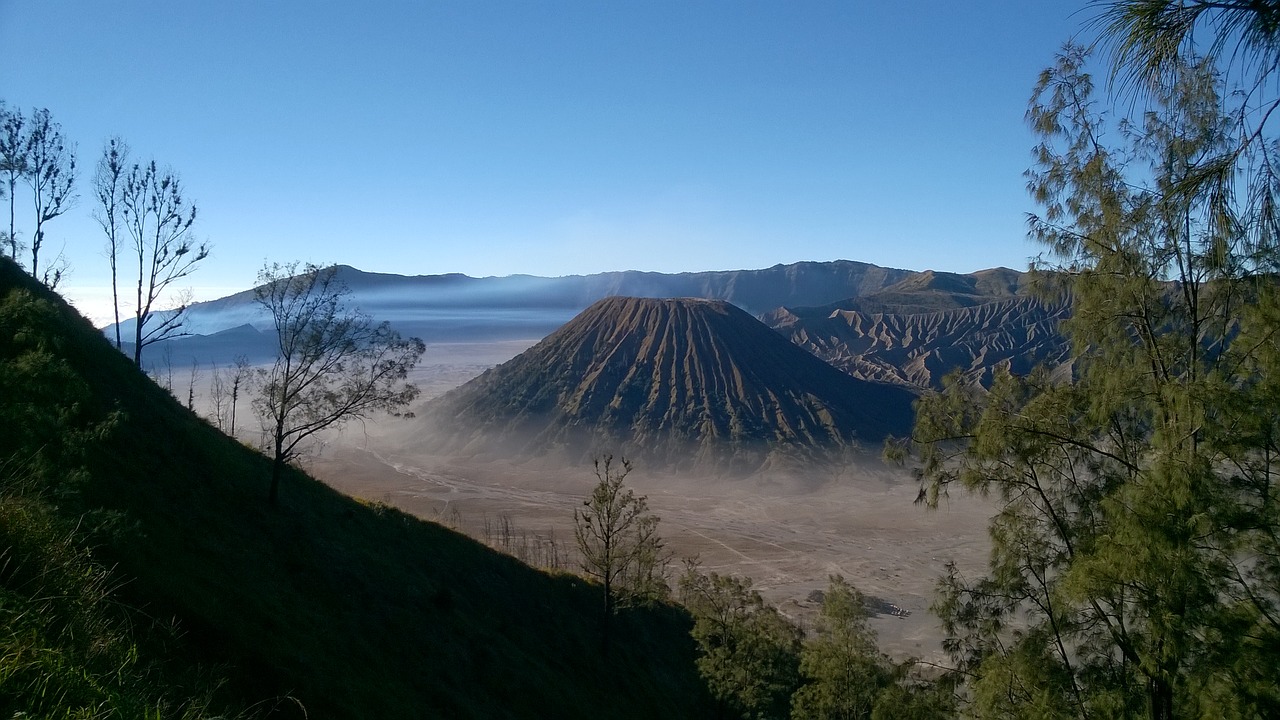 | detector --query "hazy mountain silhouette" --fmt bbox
[106,259,916,342]
[109,260,1075,402]
[415,296,918,471]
